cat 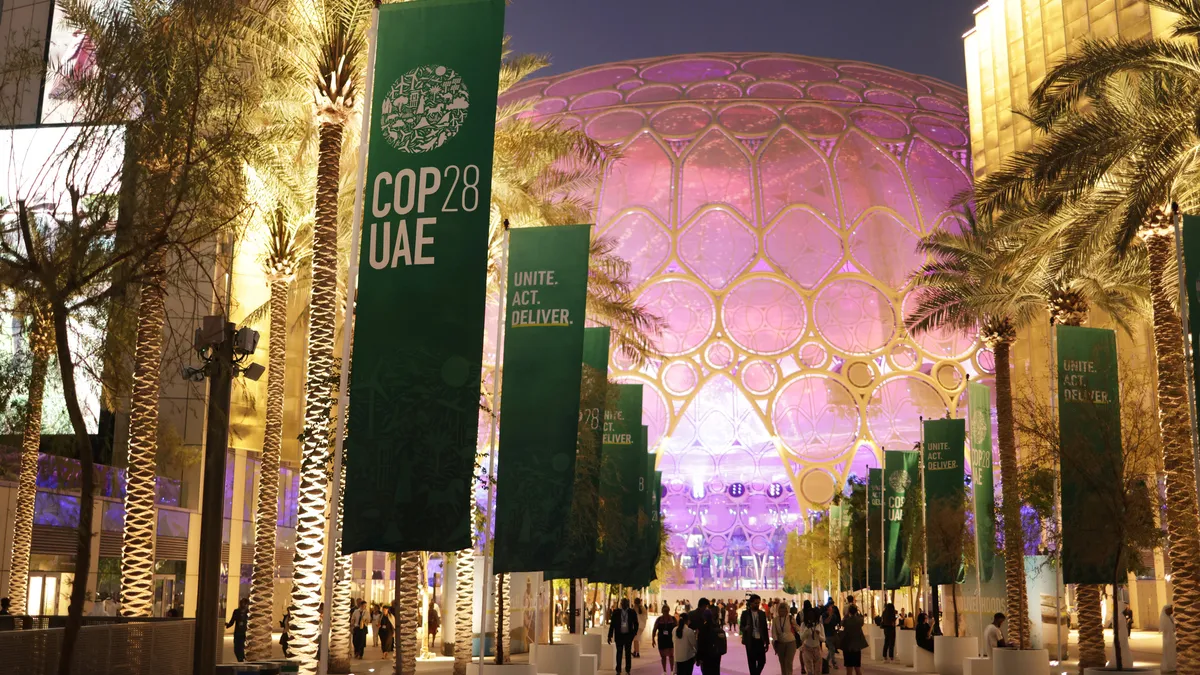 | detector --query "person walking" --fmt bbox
[280,606,293,657]
[740,594,770,675]
[690,599,725,675]
[428,602,441,654]
[839,604,868,675]
[652,603,677,674]
[797,606,825,675]
[983,613,1006,657]
[351,599,369,659]
[822,598,841,670]
[379,606,395,658]
[226,598,249,662]
[634,598,647,658]
[371,603,381,648]
[771,600,798,675]
[1161,605,1176,673]
[880,602,898,662]
[609,598,640,675]
[674,613,698,675]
